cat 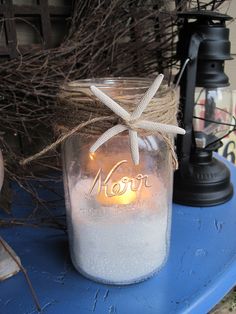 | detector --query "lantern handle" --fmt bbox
[176,32,205,170]
[174,58,190,89]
